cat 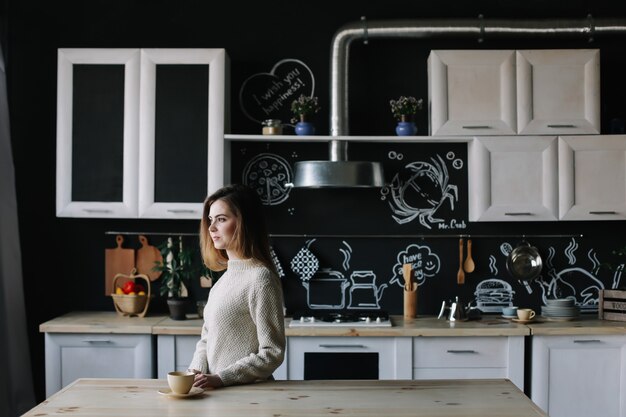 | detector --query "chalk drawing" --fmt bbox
[290,239,319,281]
[384,154,460,229]
[347,270,388,309]
[242,153,292,205]
[239,59,315,125]
[473,278,515,312]
[390,243,441,288]
[270,246,284,278]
